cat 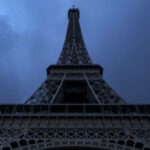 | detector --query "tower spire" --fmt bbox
[57,8,92,64]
